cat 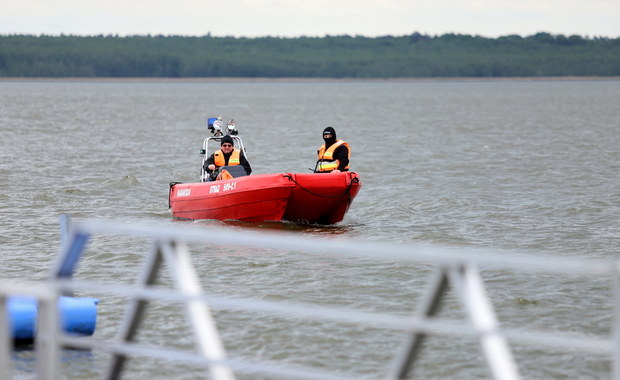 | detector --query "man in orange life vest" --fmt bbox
[316,126,350,173]
[204,135,252,176]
